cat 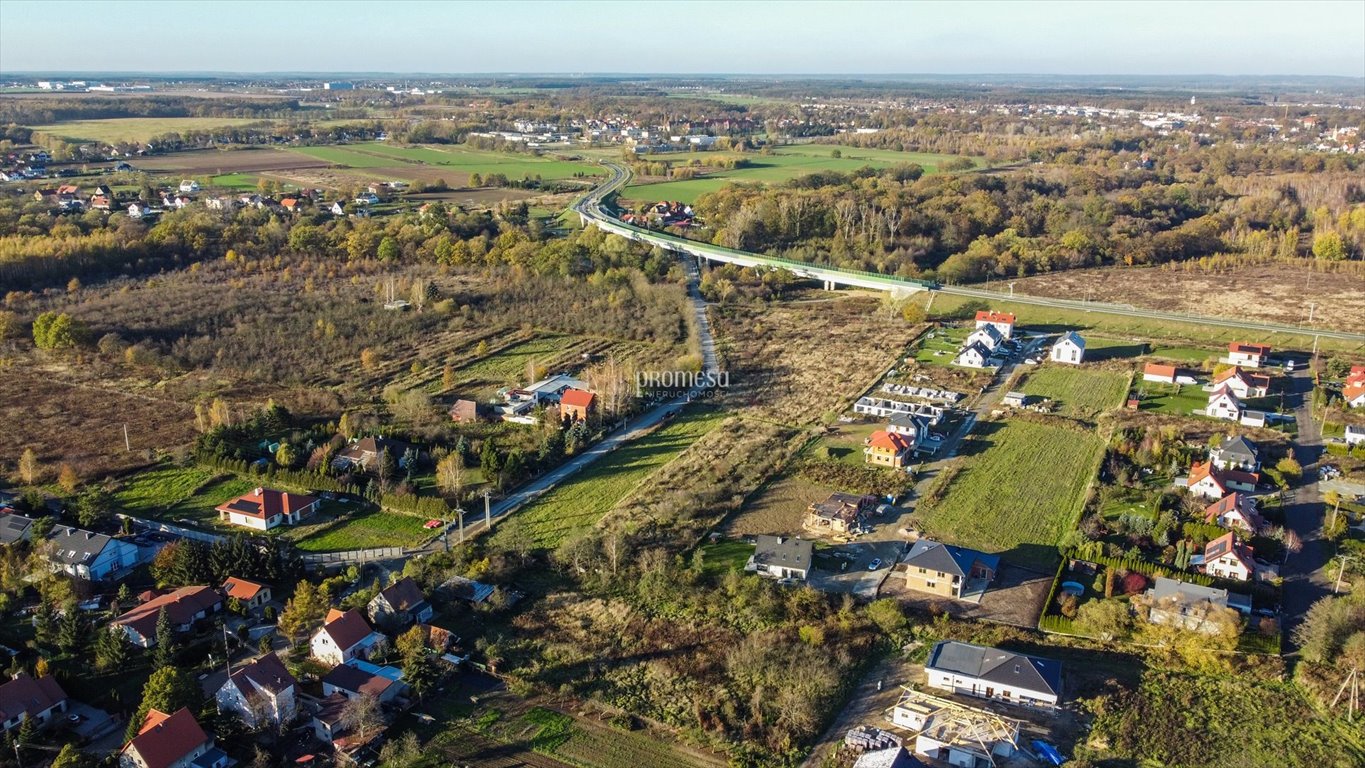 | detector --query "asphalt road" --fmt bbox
[1278,366,1333,653]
